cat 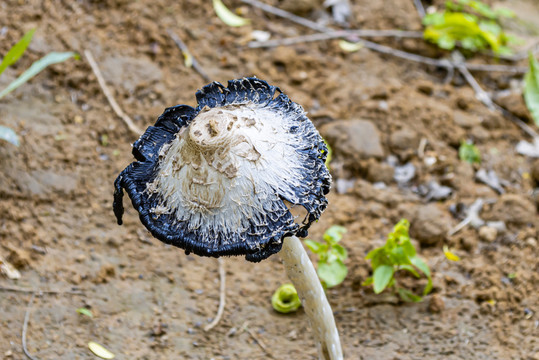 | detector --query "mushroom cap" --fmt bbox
[113,78,330,262]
